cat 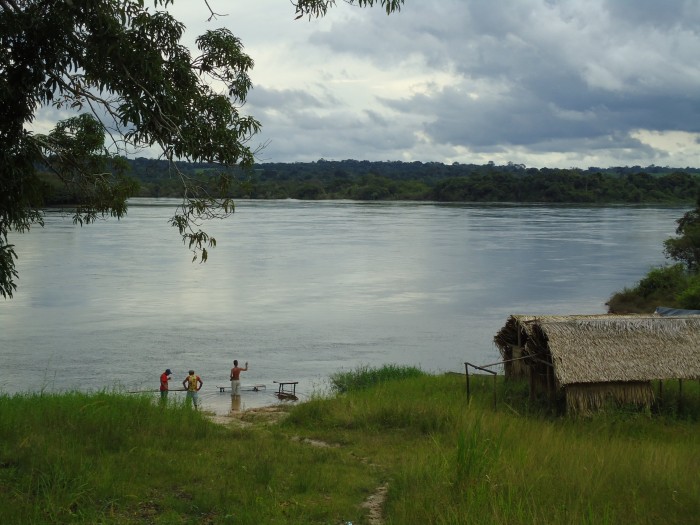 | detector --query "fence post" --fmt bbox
[465,361,498,409]
[465,362,470,400]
